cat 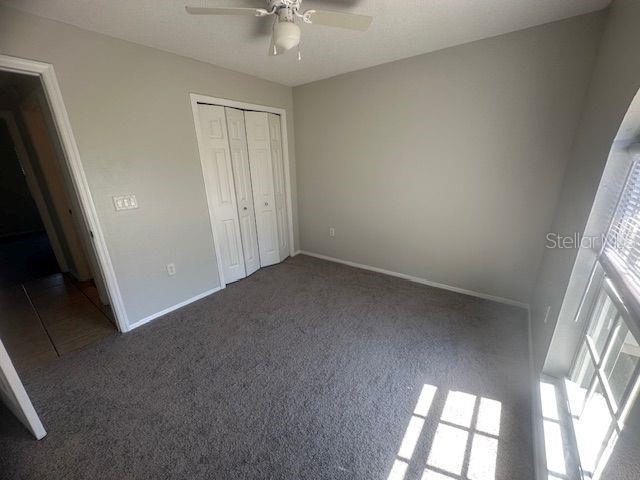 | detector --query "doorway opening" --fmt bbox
[0,71,116,375]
